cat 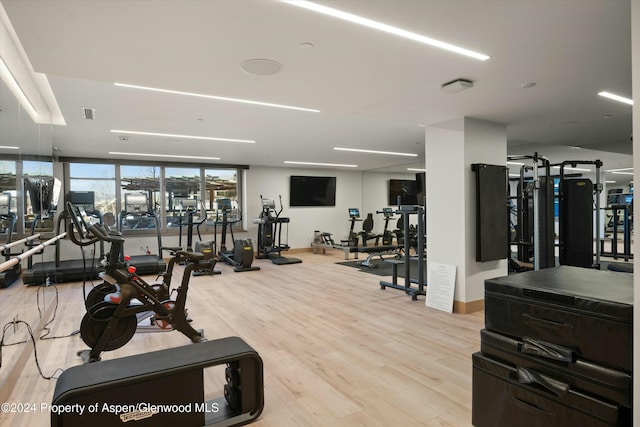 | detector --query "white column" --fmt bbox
[631,0,639,422]
[425,117,508,312]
